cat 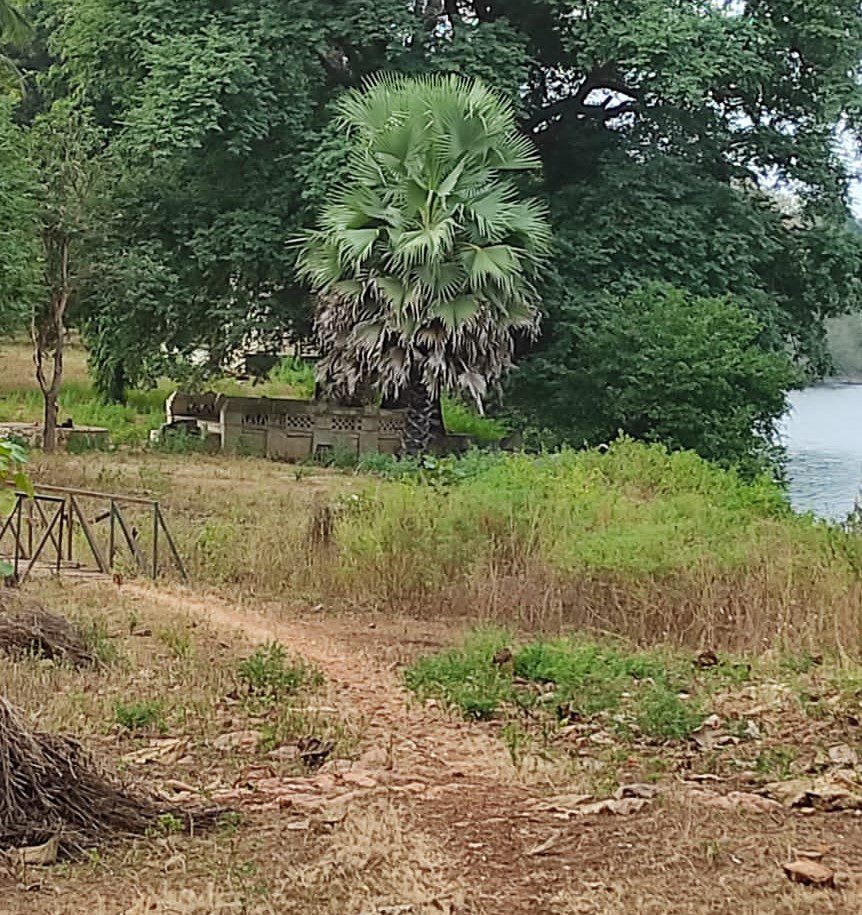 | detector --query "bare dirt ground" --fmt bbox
[2,578,859,914]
